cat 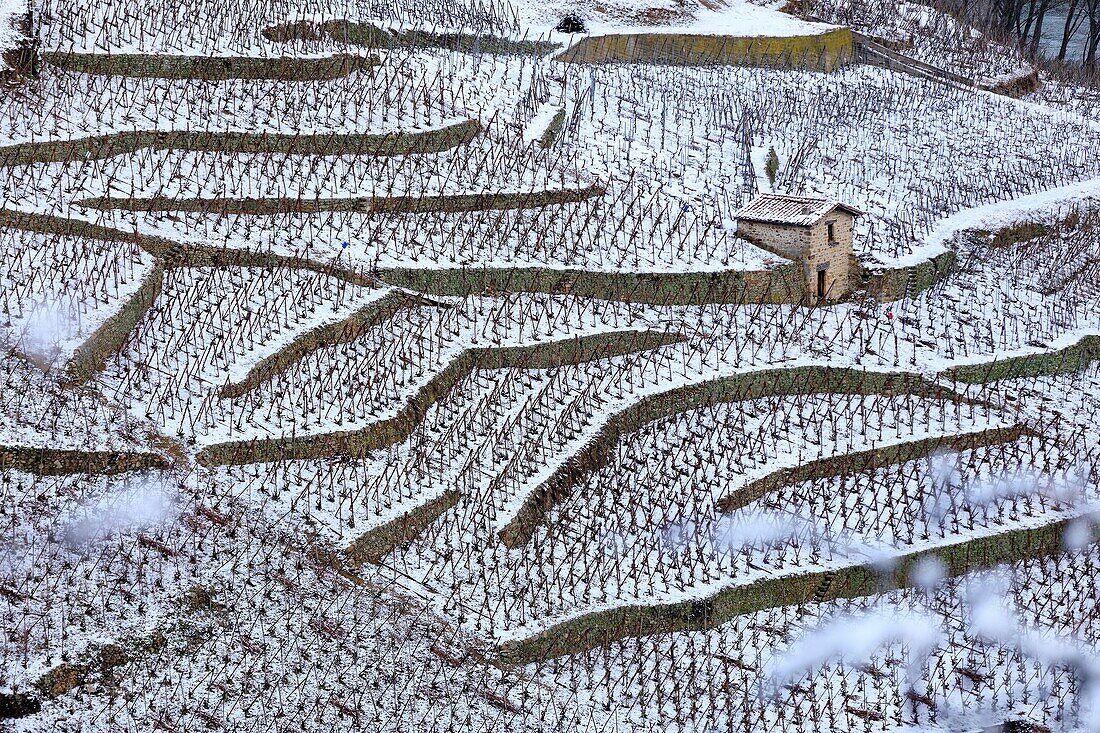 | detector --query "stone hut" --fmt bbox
[735,193,863,302]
